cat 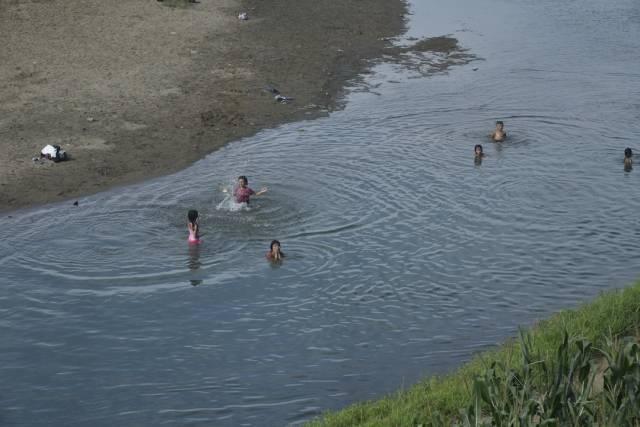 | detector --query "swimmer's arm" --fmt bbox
[255,187,268,196]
